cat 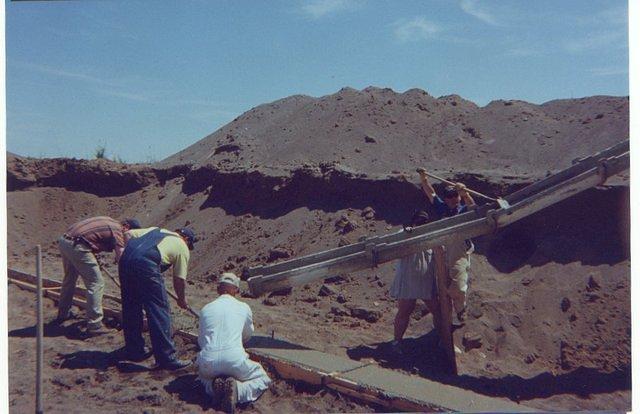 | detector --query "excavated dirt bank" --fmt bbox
[7,156,630,412]
[7,155,190,196]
